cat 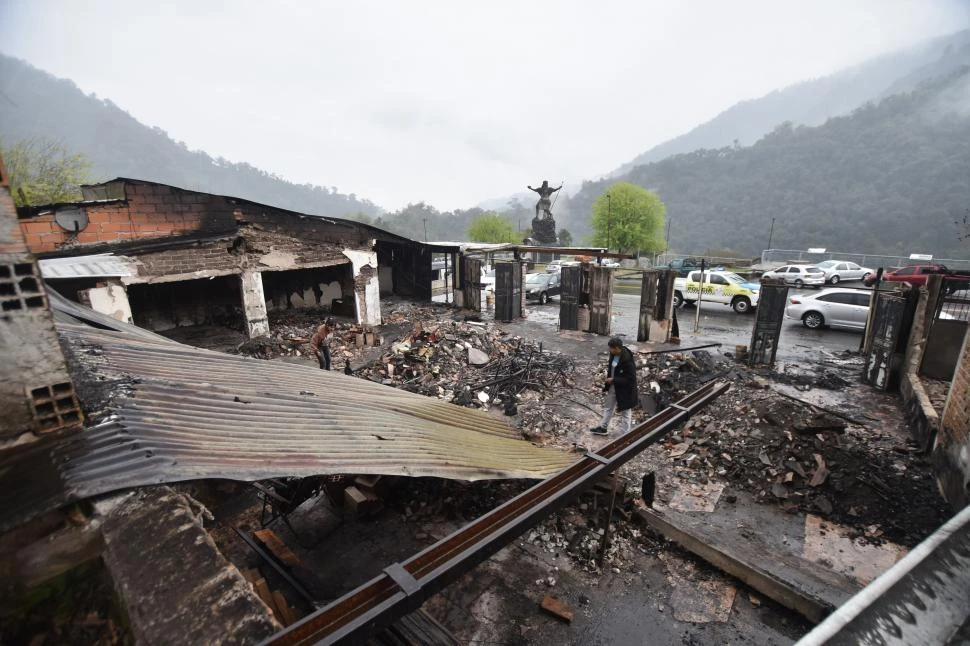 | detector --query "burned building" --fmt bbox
[17,178,437,337]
